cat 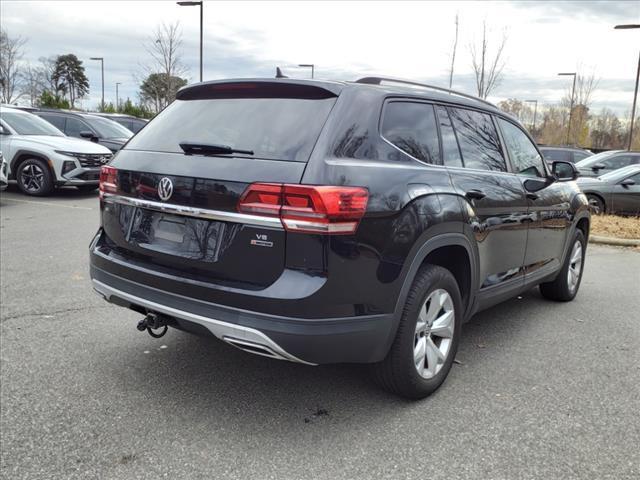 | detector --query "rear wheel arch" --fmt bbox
[390,231,478,333]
